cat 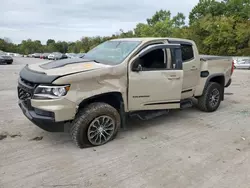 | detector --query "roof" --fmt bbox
[110,37,194,43]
